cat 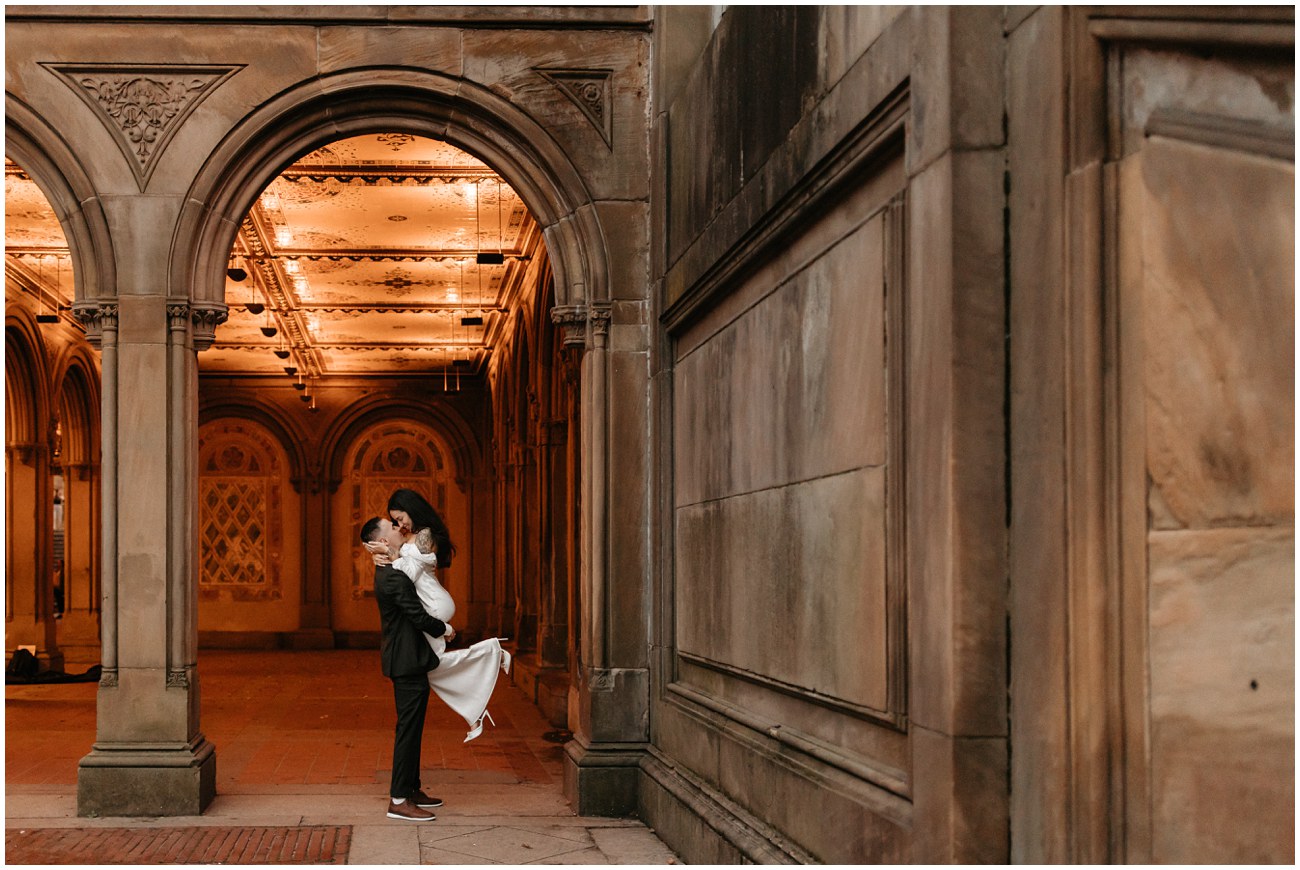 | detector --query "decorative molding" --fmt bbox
[536,68,614,148]
[675,651,906,732]
[190,301,229,351]
[1146,107,1294,160]
[43,63,243,190]
[550,304,588,347]
[71,300,119,349]
[99,668,119,688]
[167,302,191,334]
[663,83,909,333]
[589,668,616,692]
[166,669,189,689]
[664,681,913,801]
[375,132,416,151]
[588,303,612,340]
